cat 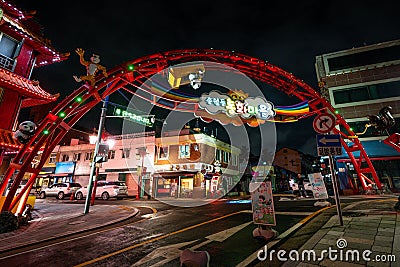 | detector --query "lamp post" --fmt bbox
[84,96,109,215]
